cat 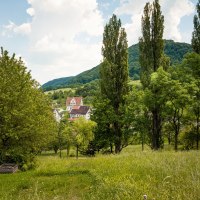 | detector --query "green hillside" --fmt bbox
[42,40,192,91]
